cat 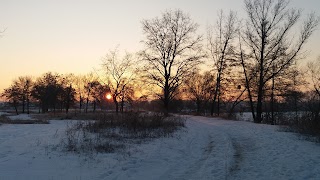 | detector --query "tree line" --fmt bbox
[1,0,320,124]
